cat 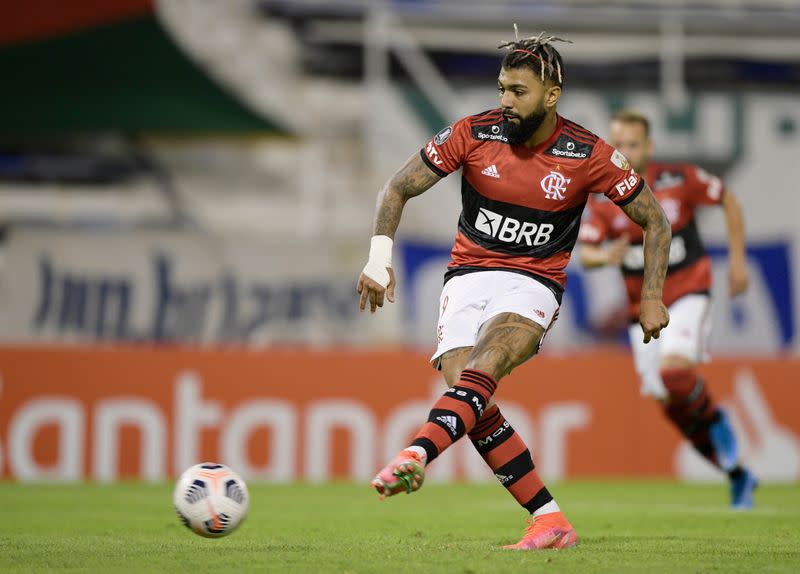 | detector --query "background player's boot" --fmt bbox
[370,450,425,500]
[730,468,758,510]
[502,512,578,550]
[709,409,739,471]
